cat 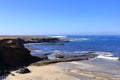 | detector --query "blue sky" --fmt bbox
[0,0,120,35]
